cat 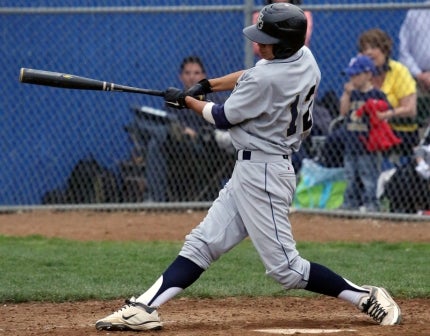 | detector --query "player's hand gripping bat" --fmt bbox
[19,68,204,100]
